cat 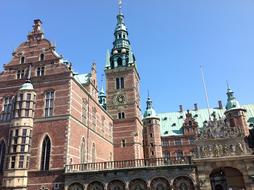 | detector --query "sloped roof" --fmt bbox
[74,73,91,85]
[158,104,254,137]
